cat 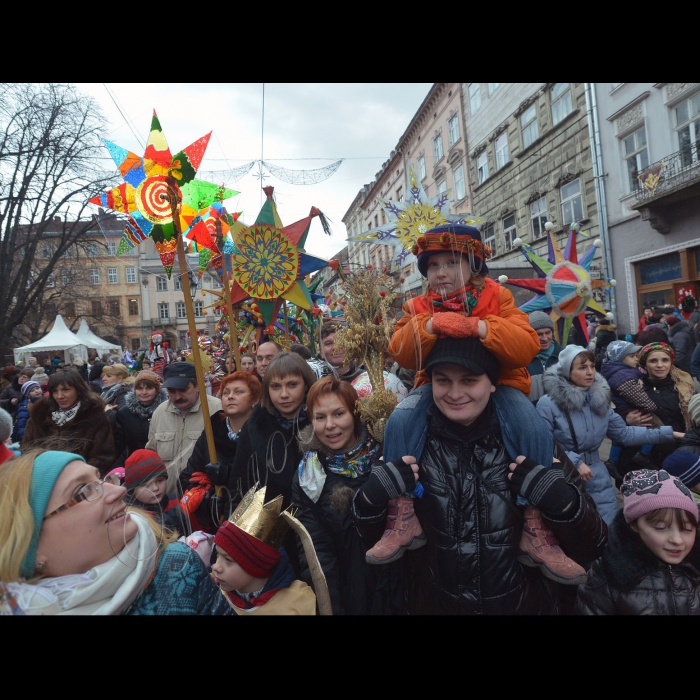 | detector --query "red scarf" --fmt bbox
[412,278,501,318]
